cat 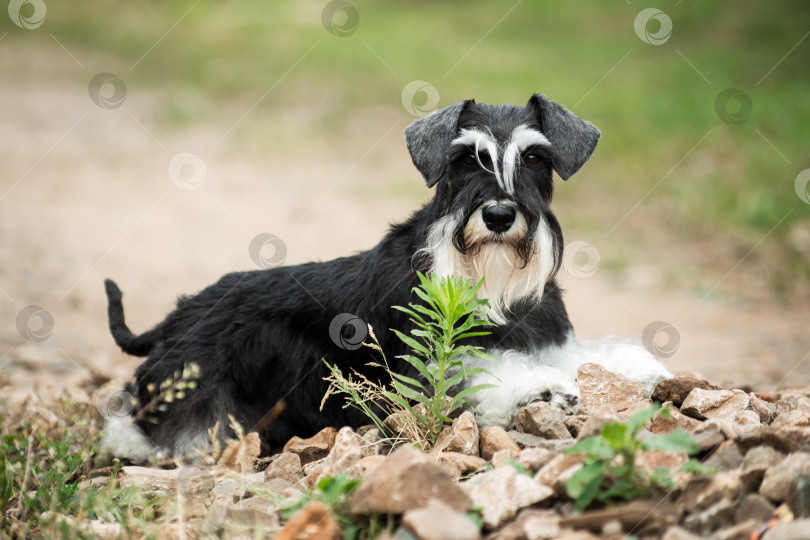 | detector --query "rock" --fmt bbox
[651,376,720,406]
[559,500,679,534]
[431,411,479,456]
[787,473,810,518]
[226,496,280,534]
[199,500,229,536]
[211,478,247,504]
[508,431,576,452]
[435,452,486,480]
[265,452,303,485]
[750,393,776,423]
[680,388,749,421]
[740,445,785,488]
[564,416,585,437]
[734,426,810,454]
[576,363,646,414]
[576,409,620,439]
[682,498,734,535]
[662,526,704,540]
[515,401,572,439]
[402,498,481,540]
[491,449,519,469]
[40,512,124,539]
[733,493,775,524]
[760,452,810,502]
[176,466,216,504]
[678,471,743,510]
[490,508,560,540]
[219,431,262,473]
[702,440,743,471]
[275,500,340,540]
[360,455,386,475]
[713,520,760,540]
[480,426,521,461]
[772,410,810,429]
[535,453,584,496]
[691,421,727,452]
[649,402,702,434]
[516,447,555,473]
[635,450,688,475]
[118,466,180,493]
[761,519,810,540]
[303,427,368,488]
[462,465,553,529]
[283,427,338,465]
[347,446,470,515]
